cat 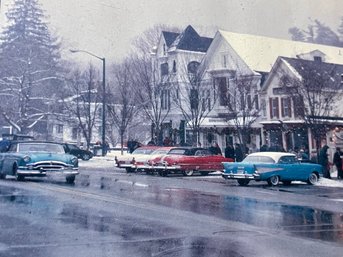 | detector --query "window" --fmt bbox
[172,60,177,73]
[293,96,305,117]
[281,97,292,117]
[161,63,169,76]
[57,124,63,134]
[223,55,227,68]
[187,61,200,74]
[163,44,166,55]
[190,89,199,110]
[314,56,322,62]
[279,156,297,164]
[217,77,228,106]
[72,128,78,140]
[254,95,259,109]
[269,98,279,118]
[247,95,252,110]
[161,89,170,110]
